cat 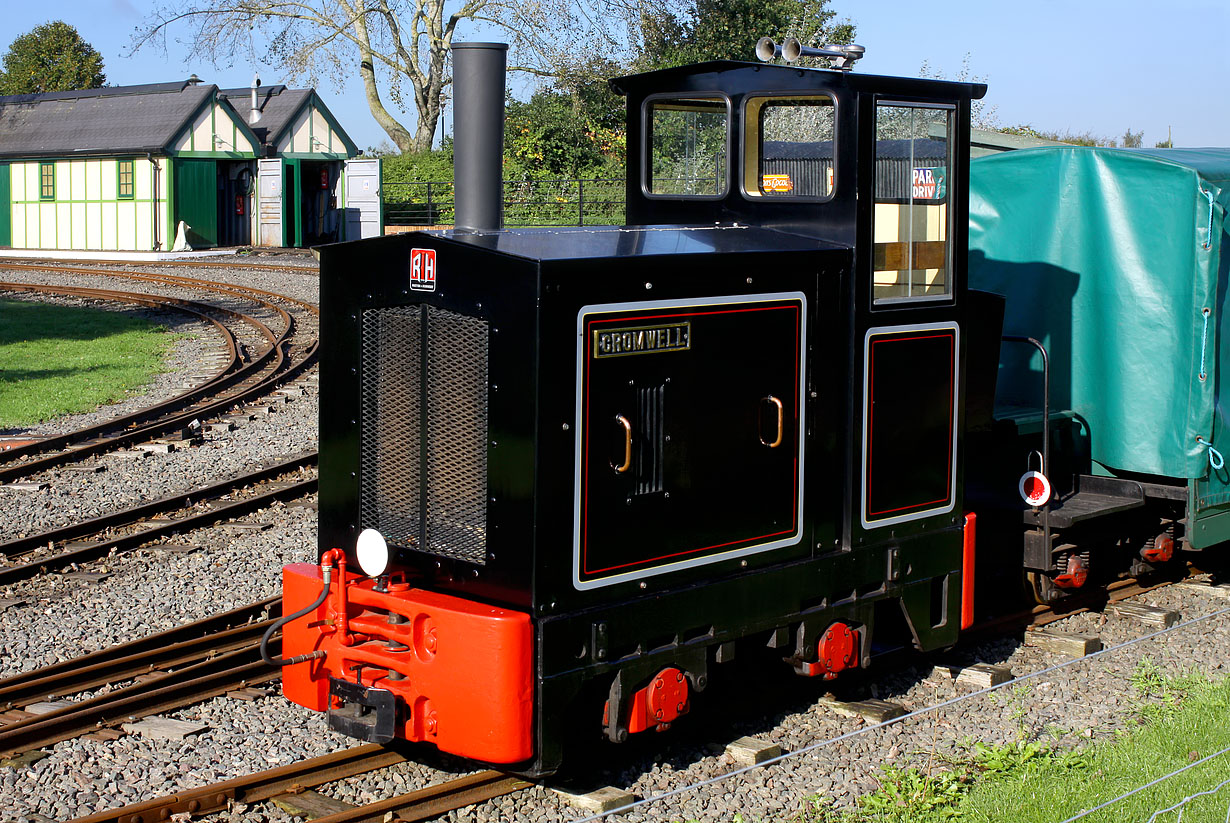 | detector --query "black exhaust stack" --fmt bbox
[451,42,508,232]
